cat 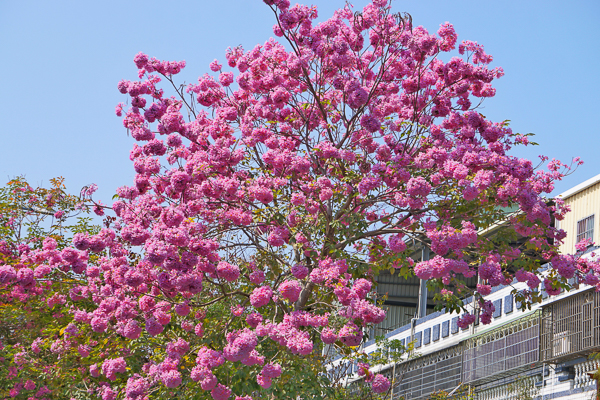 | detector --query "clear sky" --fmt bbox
[1,0,599,205]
